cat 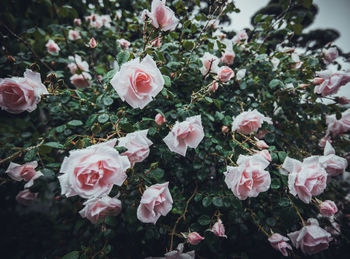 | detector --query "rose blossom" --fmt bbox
[155,113,166,125]
[141,0,179,32]
[236,69,246,81]
[100,15,112,28]
[151,36,162,48]
[67,54,89,75]
[233,30,248,44]
[224,154,271,200]
[89,37,97,48]
[6,161,43,188]
[163,115,204,156]
[74,18,82,26]
[0,69,48,114]
[58,139,130,199]
[271,57,280,71]
[258,149,272,162]
[217,66,234,83]
[200,52,219,76]
[268,233,292,257]
[313,70,350,96]
[221,50,235,65]
[110,55,164,109]
[70,72,92,88]
[45,39,60,55]
[326,108,350,136]
[208,80,218,92]
[319,141,348,177]
[211,219,227,238]
[117,39,131,49]
[319,200,338,218]
[68,29,81,41]
[148,243,194,259]
[221,126,229,133]
[16,189,38,206]
[281,156,327,203]
[79,196,122,224]
[232,109,272,135]
[117,130,153,167]
[137,182,173,224]
[322,47,338,65]
[187,232,204,245]
[256,140,269,149]
[288,218,331,255]
[318,134,332,148]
